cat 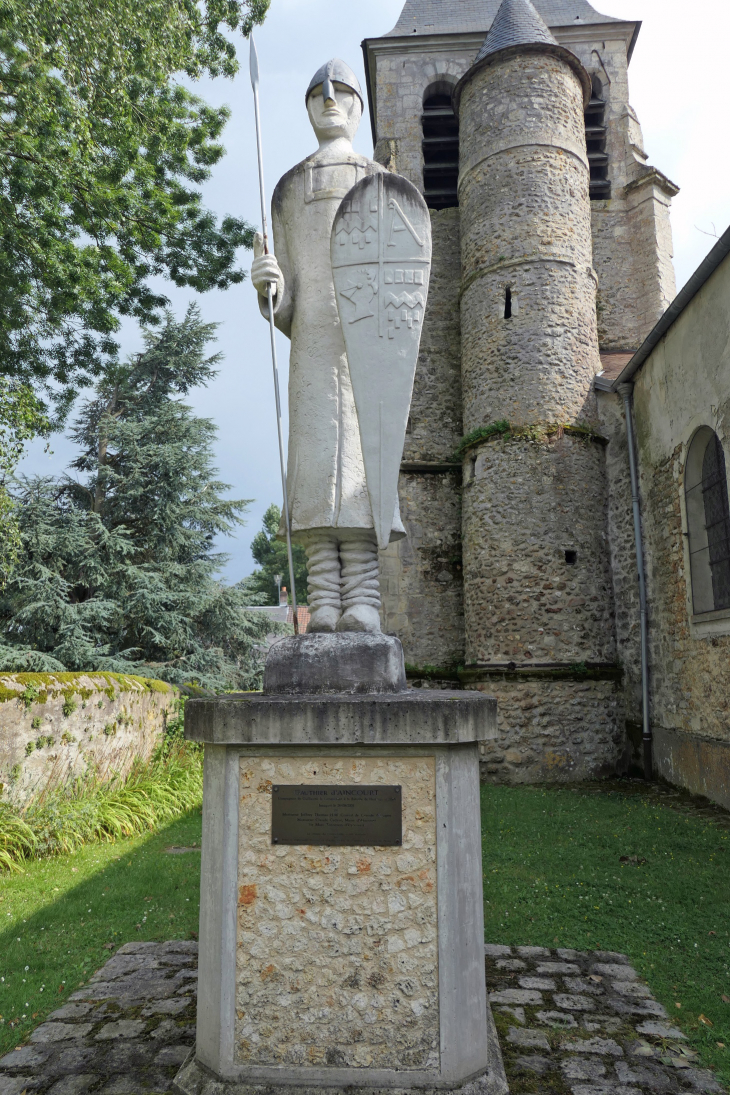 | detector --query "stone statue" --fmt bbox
[251,60,430,636]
